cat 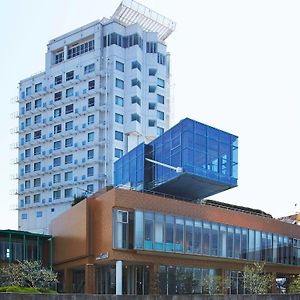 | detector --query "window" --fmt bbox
[157,94,165,104]
[33,194,41,203]
[33,178,41,187]
[25,86,32,96]
[54,108,62,118]
[66,71,74,81]
[88,80,95,90]
[157,126,164,136]
[157,52,166,65]
[36,211,43,218]
[113,209,129,249]
[66,87,74,98]
[53,190,61,200]
[87,167,94,177]
[25,102,31,111]
[64,171,73,181]
[25,148,31,158]
[131,113,141,123]
[149,102,156,110]
[65,154,73,164]
[34,83,42,93]
[87,184,94,193]
[88,132,94,142]
[33,146,41,155]
[115,96,124,106]
[157,110,165,120]
[88,115,94,125]
[34,114,42,124]
[157,78,165,88]
[116,61,124,72]
[25,196,30,205]
[55,75,62,85]
[115,130,123,141]
[131,78,141,88]
[21,213,27,220]
[149,86,156,93]
[34,130,41,140]
[54,124,62,134]
[53,157,61,167]
[131,60,141,71]
[54,91,62,101]
[33,162,41,171]
[115,148,123,158]
[87,149,94,159]
[51,208,55,212]
[149,68,157,76]
[115,78,124,89]
[55,51,64,64]
[88,97,95,107]
[146,42,157,53]
[65,137,73,148]
[25,117,31,127]
[131,96,141,106]
[35,98,42,108]
[65,121,73,131]
[53,173,61,183]
[115,113,123,124]
[65,104,73,114]
[65,188,73,198]
[25,133,31,142]
[84,63,95,74]
[25,180,30,189]
[148,120,156,127]
[67,39,94,59]
[53,140,61,150]
[24,164,31,173]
